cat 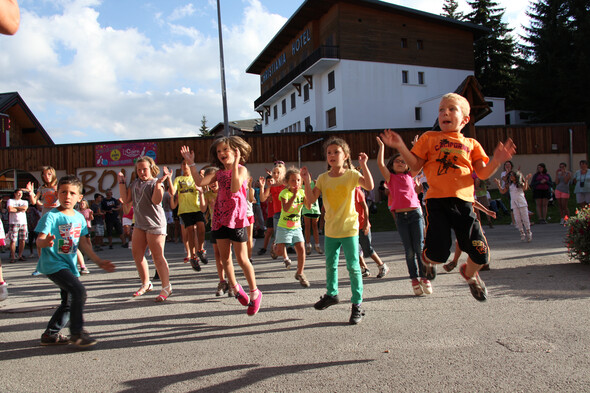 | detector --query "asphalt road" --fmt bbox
[1,223,589,392]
